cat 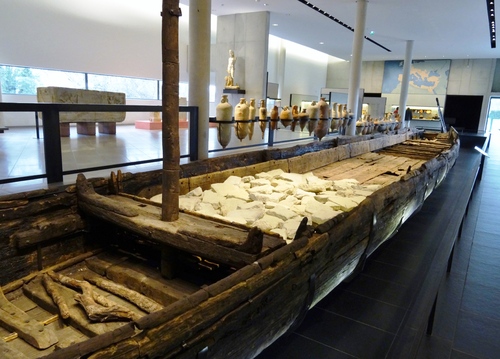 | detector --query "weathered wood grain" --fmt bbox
[0,287,58,349]
[83,272,163,314]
